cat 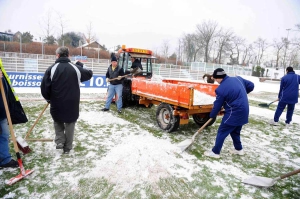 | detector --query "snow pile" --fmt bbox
[89,133,198,191]
[193,90,215,105]
[151,74,164,82]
